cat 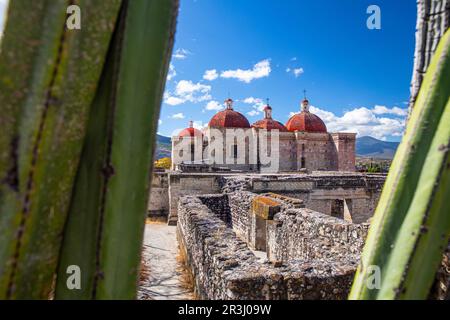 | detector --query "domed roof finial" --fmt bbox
[179,120,203,137]
[264,98,272,119]
[225,98,234,110]
[301,90,309,112]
